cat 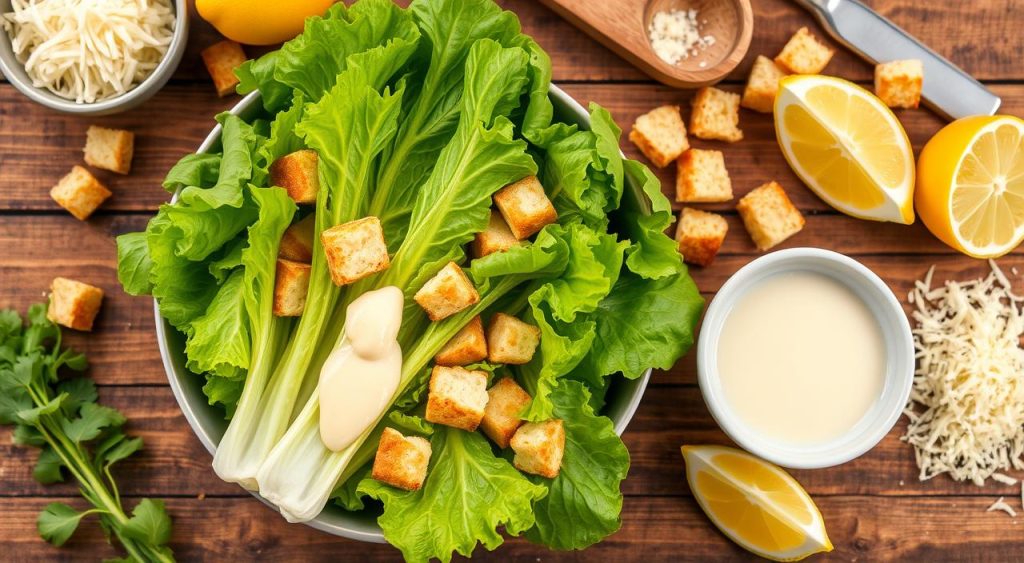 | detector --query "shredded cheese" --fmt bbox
[993,472,1019,486]
[903,261,1024,487]
[987,497,1017,517]
[647,9,715,66]
[2,0,175,103]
